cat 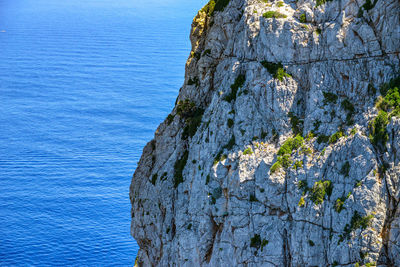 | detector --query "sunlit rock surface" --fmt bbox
[130,0,400,266]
